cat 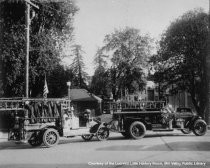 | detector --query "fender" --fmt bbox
[124,117,149,129]
[89,122,107,133]
[188,115,202,130]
